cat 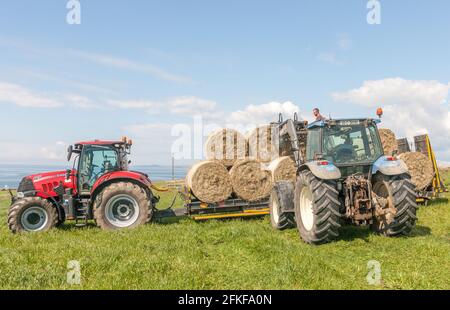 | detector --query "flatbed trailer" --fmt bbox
[153,183,270,221]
